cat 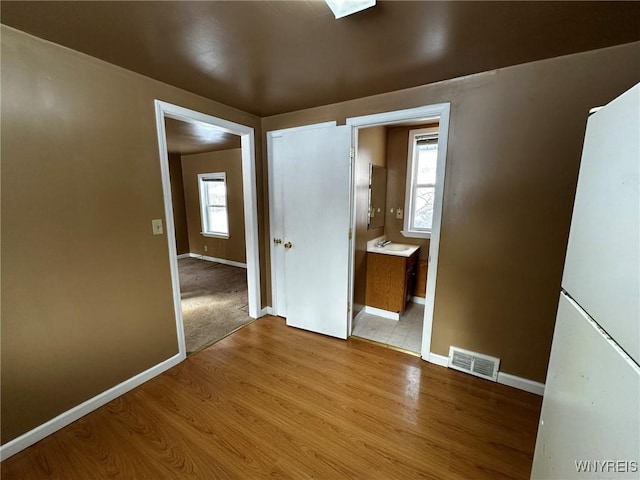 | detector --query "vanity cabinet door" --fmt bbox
[365,251,419,313]
[365,253,405,312]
